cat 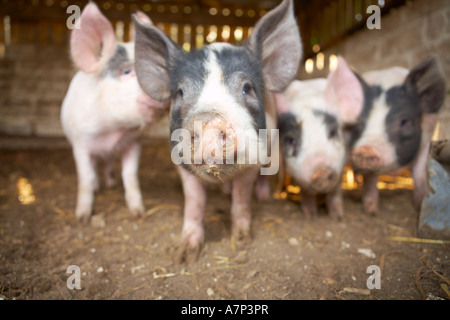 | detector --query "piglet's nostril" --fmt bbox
[187,112,238,164]
[326,171,334,182]
[310,166,338,193]
[351,146,382,170]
